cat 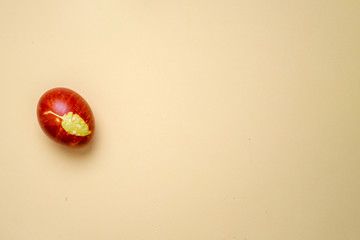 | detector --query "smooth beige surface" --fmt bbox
[1,0,360,239]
